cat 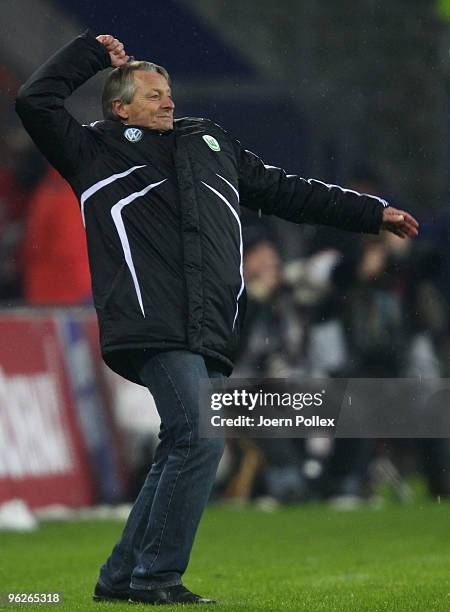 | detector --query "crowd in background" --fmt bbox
[1,132,449,507]
[0,131,91,305]
[228,175,450,507]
